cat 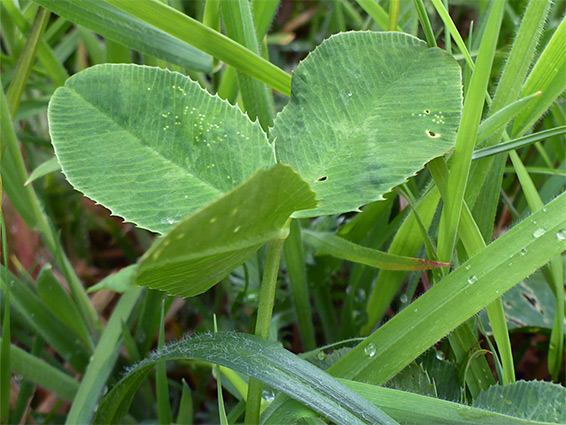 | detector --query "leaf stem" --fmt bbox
[244,235,286,424]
